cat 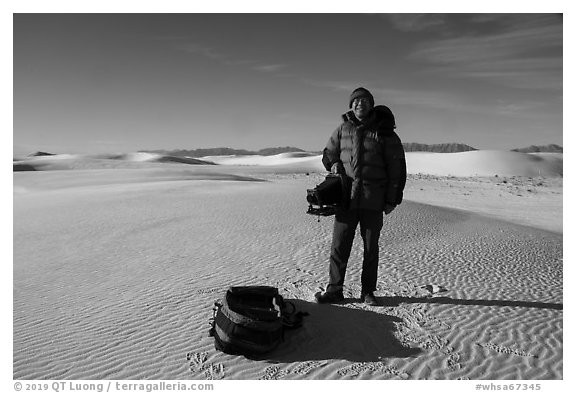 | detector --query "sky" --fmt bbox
[12,12,563,155]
